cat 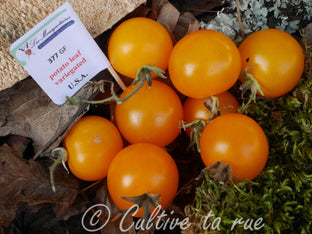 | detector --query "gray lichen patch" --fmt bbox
[201,0,312,40]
